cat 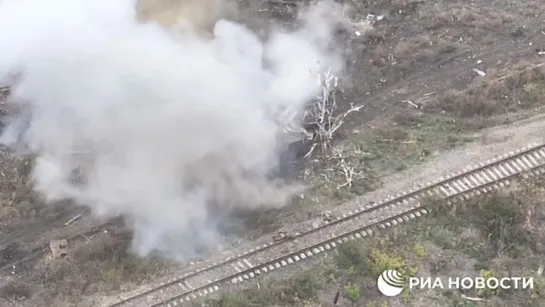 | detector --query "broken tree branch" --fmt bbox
[302,67,363,159]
